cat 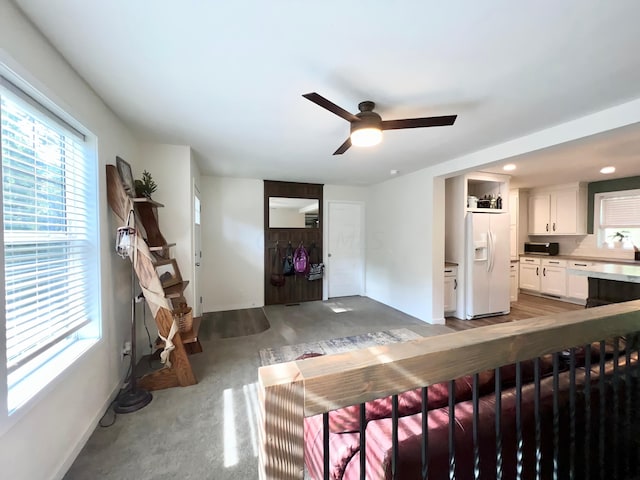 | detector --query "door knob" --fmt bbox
[328,253,332,257]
